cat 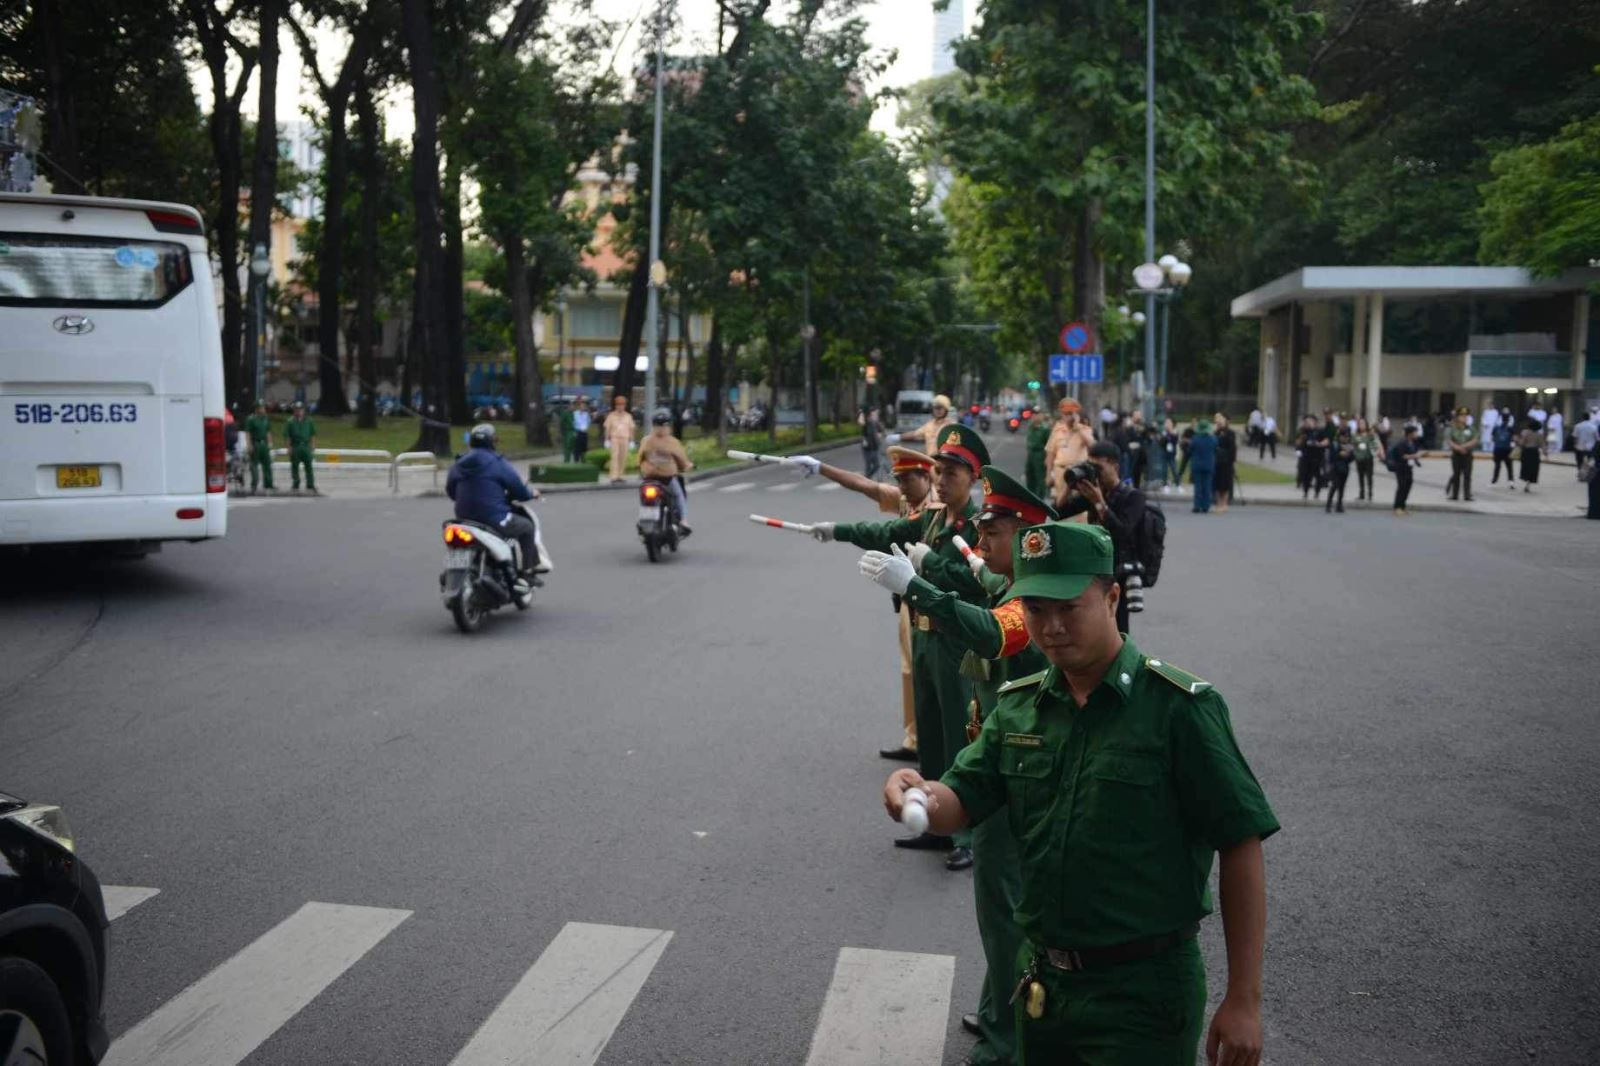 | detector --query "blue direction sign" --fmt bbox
[1048,353,1104,384]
